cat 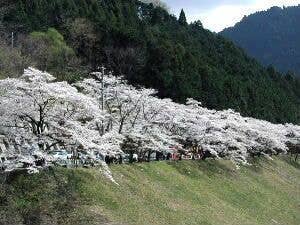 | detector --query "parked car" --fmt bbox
[49,150,72,160]
[95,153,104,161]
[123,153,138,163]
[2,156,18,171]
[0,155,33,172]
[49,150,72,166]
[182,153,193,160]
